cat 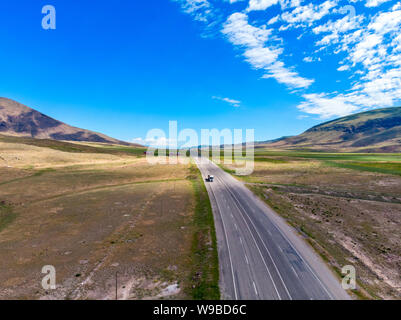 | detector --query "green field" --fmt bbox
[252,151,401,176]
[326,161,401,176]
[254,150,401,161]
